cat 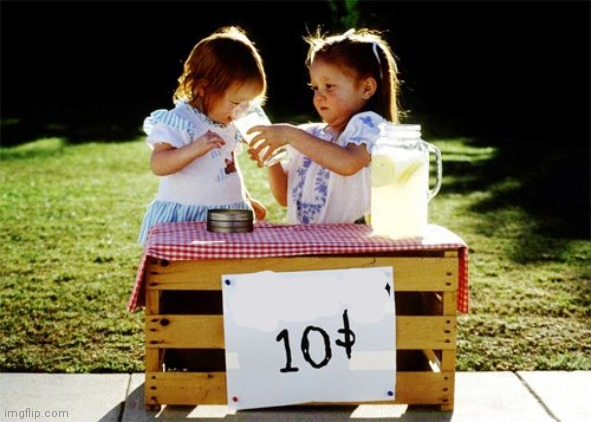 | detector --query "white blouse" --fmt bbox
[143,100,247,206]
[284,111,387,224]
